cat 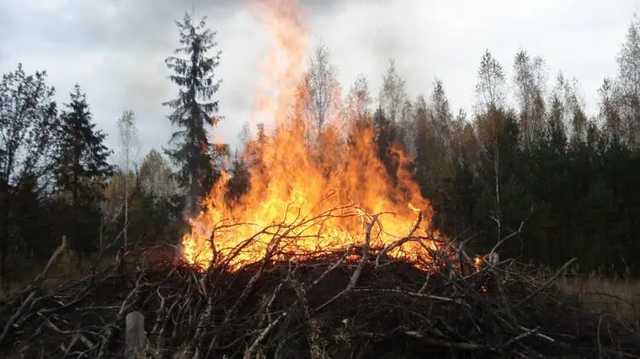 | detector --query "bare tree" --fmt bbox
[304,46,341,137]
[117,110,138,253]
[475,51,506,242]
[599,78,623,142]
[552,73,586,143]
[379,60,407,123]
[344,76,371,124]
[513,50,547,147]
[139,150,178,205]
[616,15,640,148]
[476,50,505,113]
